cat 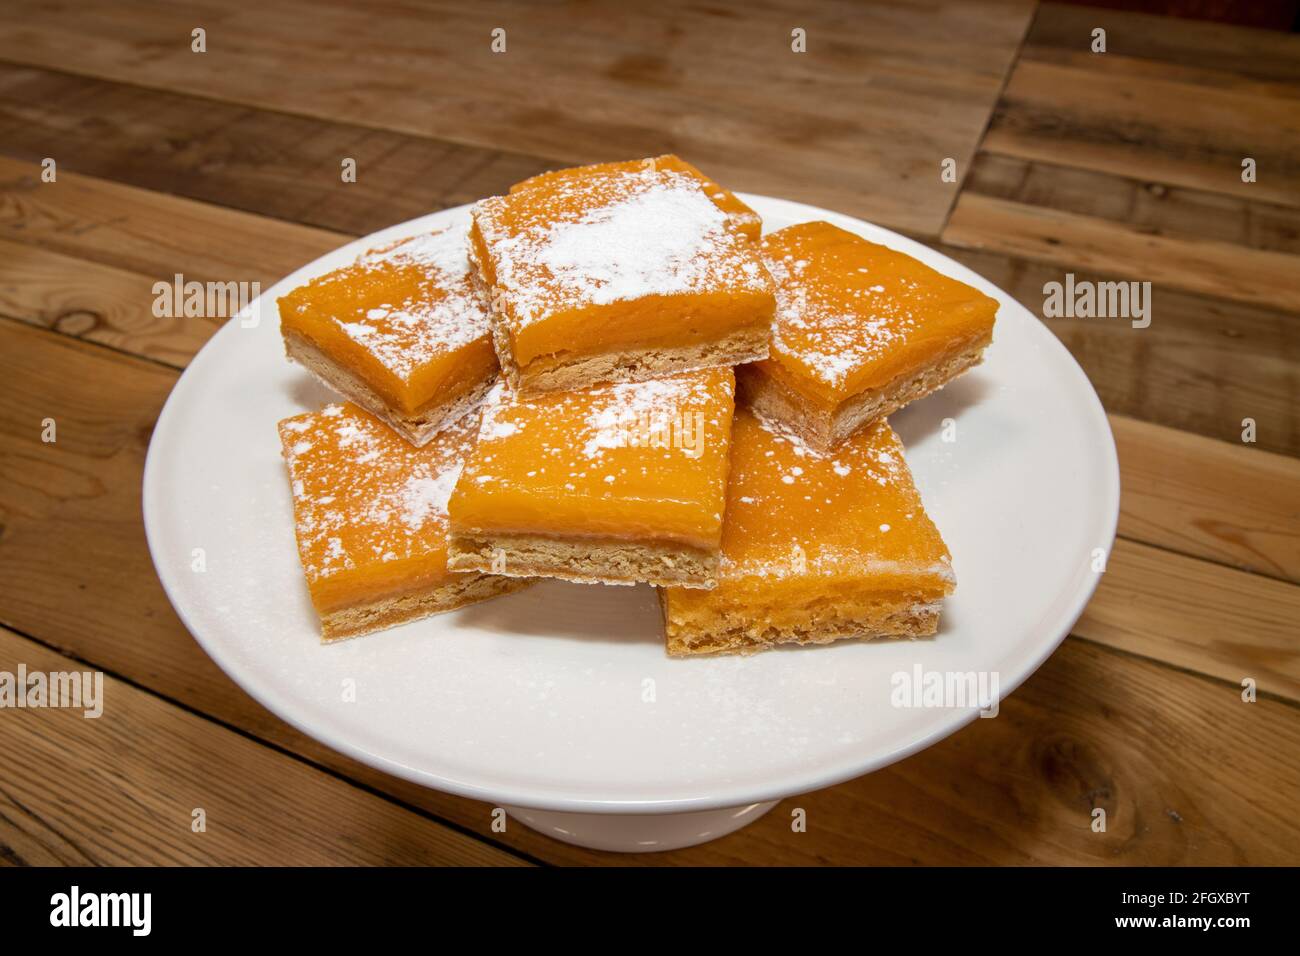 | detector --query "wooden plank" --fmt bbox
[1023,2,1300,89]
[0,63,555,236]
[2,318,1299,863]
[0,626,528,865]
[0,157,349,368]
[938,243,1300,458]
[963,152,1300,257]
[944,192,1300,314]
[780,637,1300,865]
[0,155,343,287]
[1112,415,1300,584]
[984,21,1300,206]
[941,153,1300,458]
[0,237,215,366]
[1076,538,1300,703]
[0,0,1036,238]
